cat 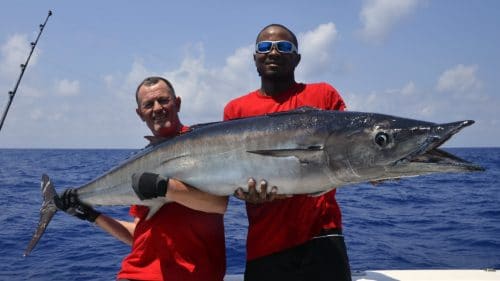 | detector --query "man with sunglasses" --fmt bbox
[224,24,352,281]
